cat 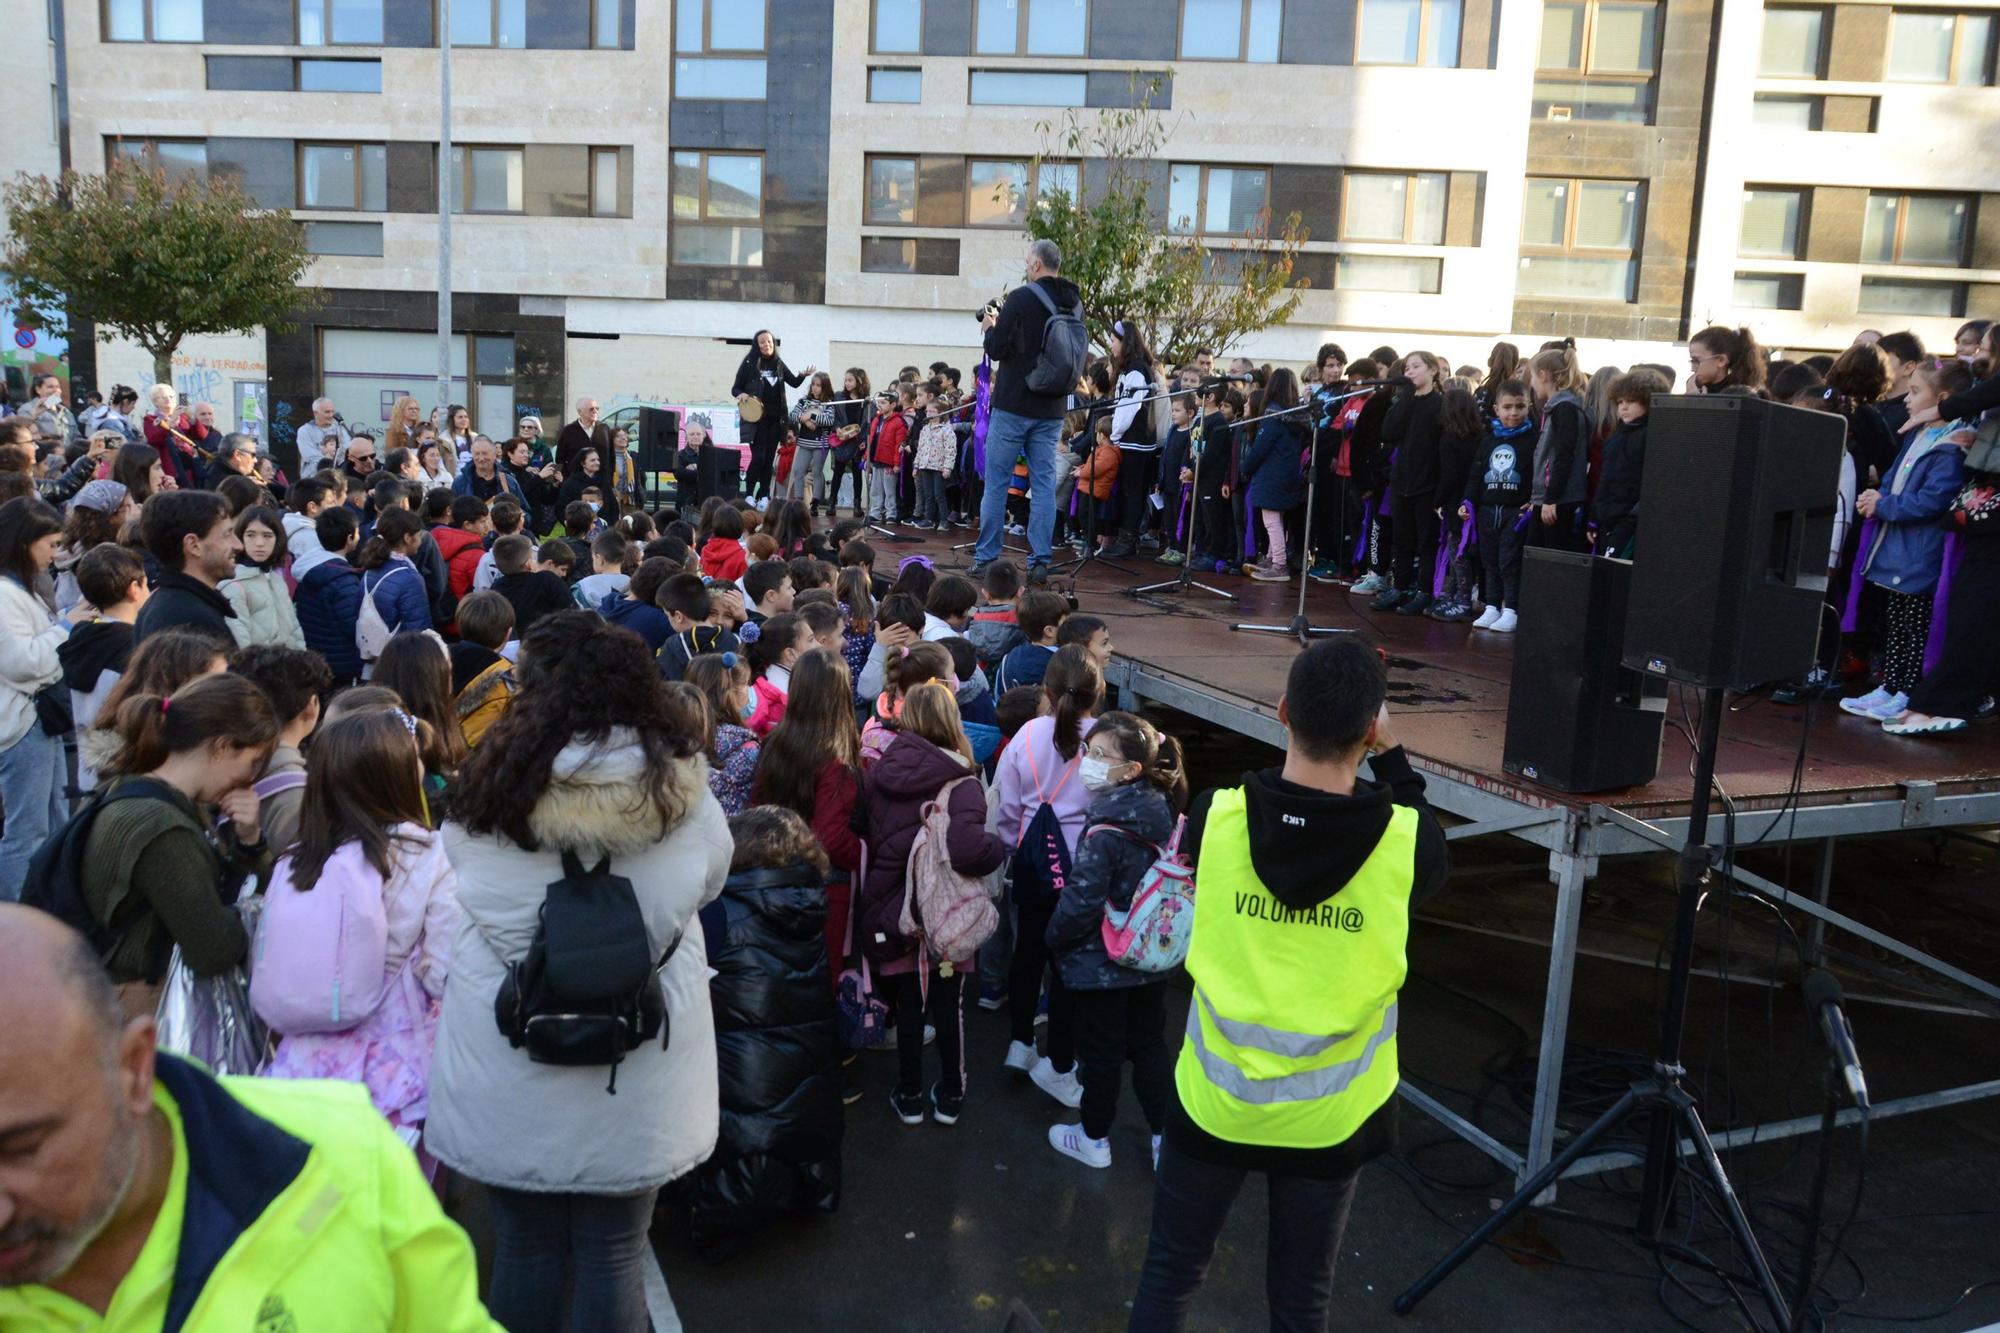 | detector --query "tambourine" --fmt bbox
[736,393,765,424]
